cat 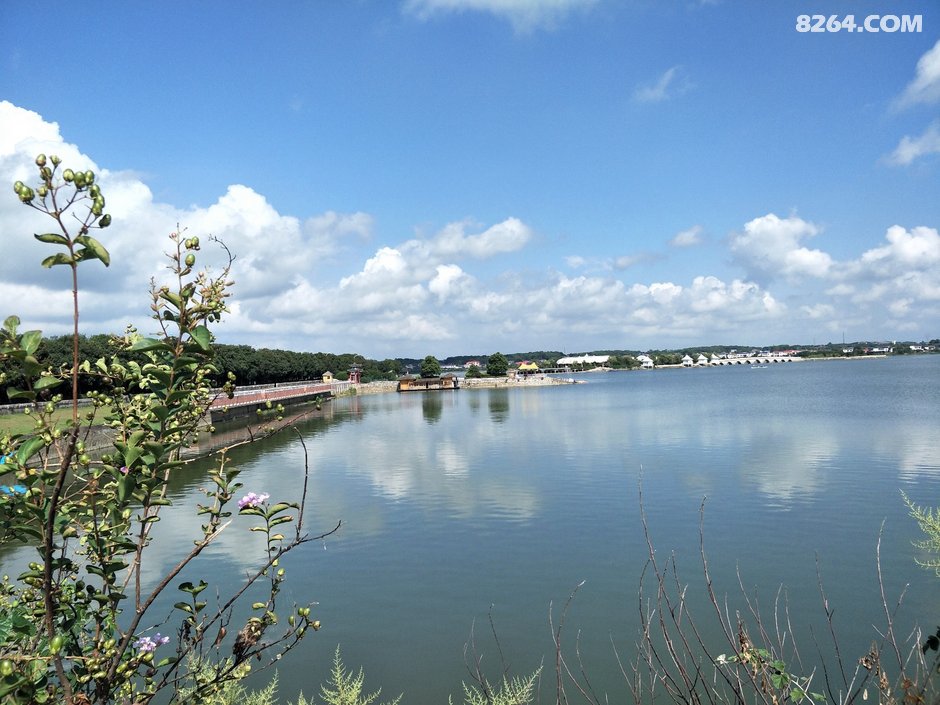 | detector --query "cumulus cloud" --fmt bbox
[859,225,940,271]
[402,0,597,31]
[0,101,374,341]
[3,101,936,357]
[425,217,531,259]
[887,121,940,166]
[896,39,940,109]
[634,66,690,104]
[823,225,940,333]
[730,213,832,282]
